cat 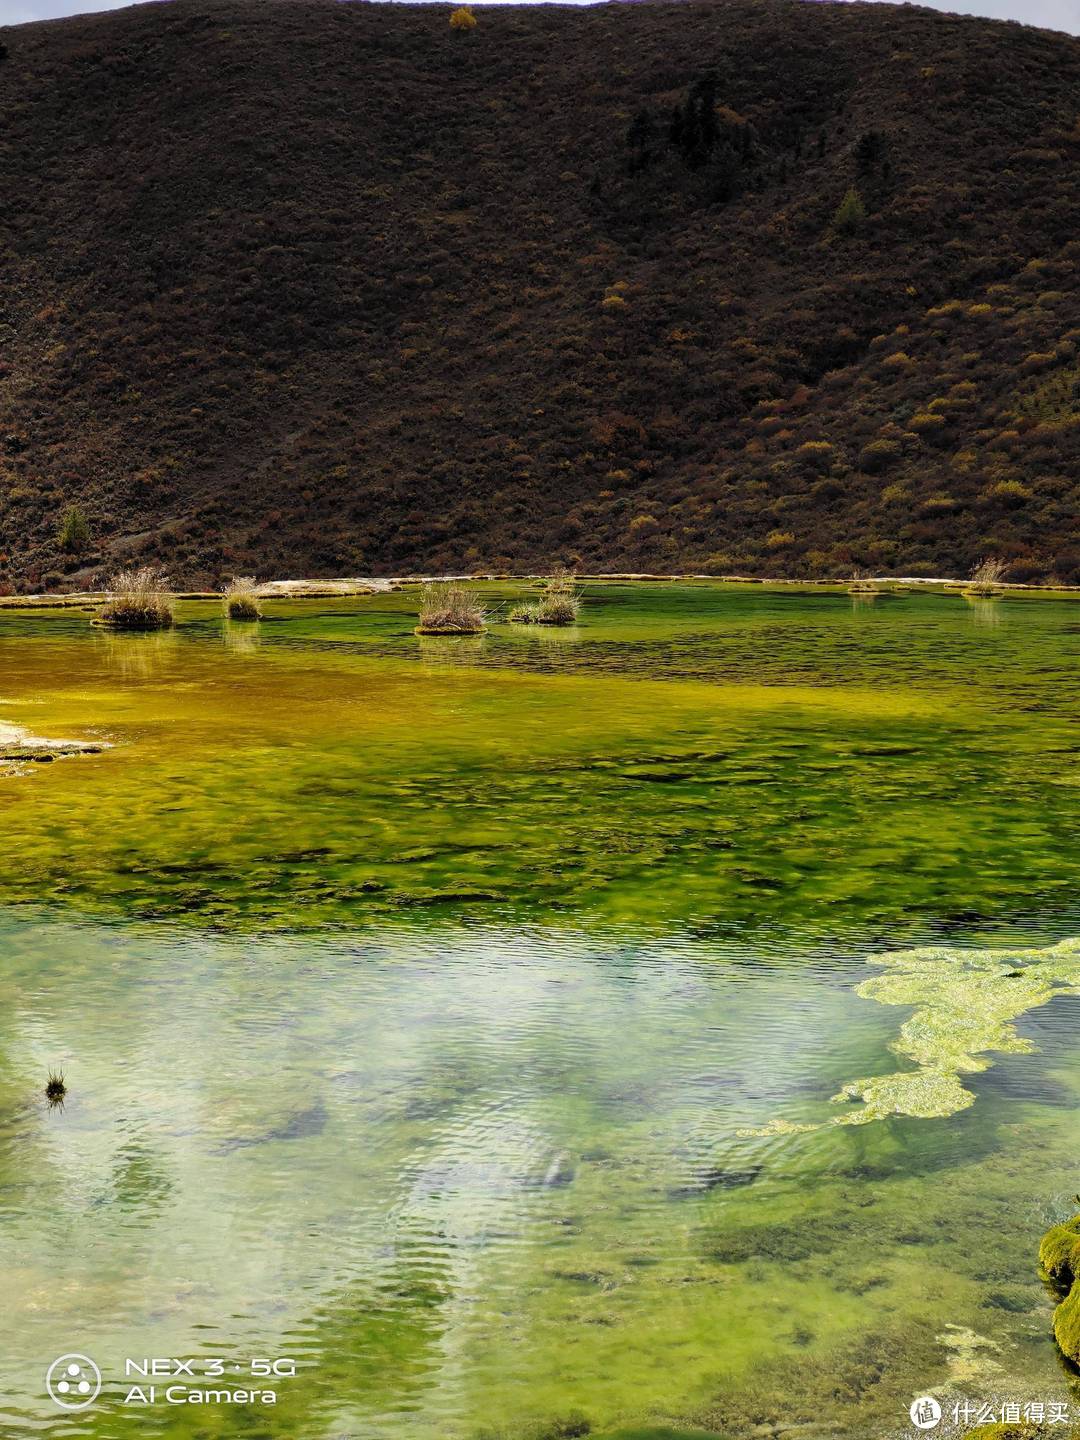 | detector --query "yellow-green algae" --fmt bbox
[1,581,1079,936]
[741,938,1080,1133]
